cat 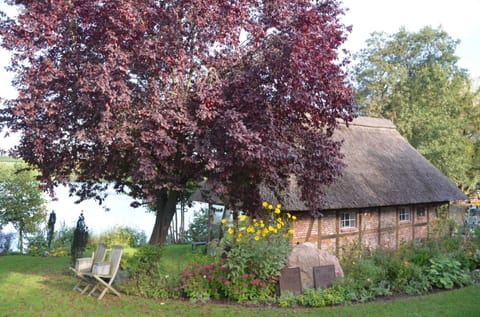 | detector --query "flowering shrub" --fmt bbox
[220,201,295,300]
[224,271,274,302]
[179,201,295,302]
[180,262,228,301]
